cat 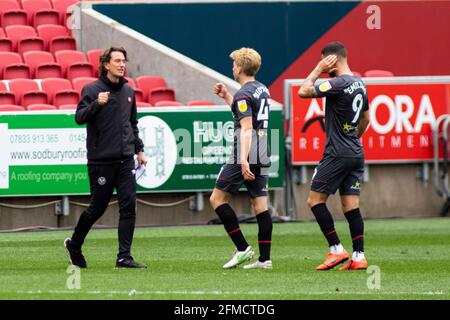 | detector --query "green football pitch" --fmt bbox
[0,218,449,300]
